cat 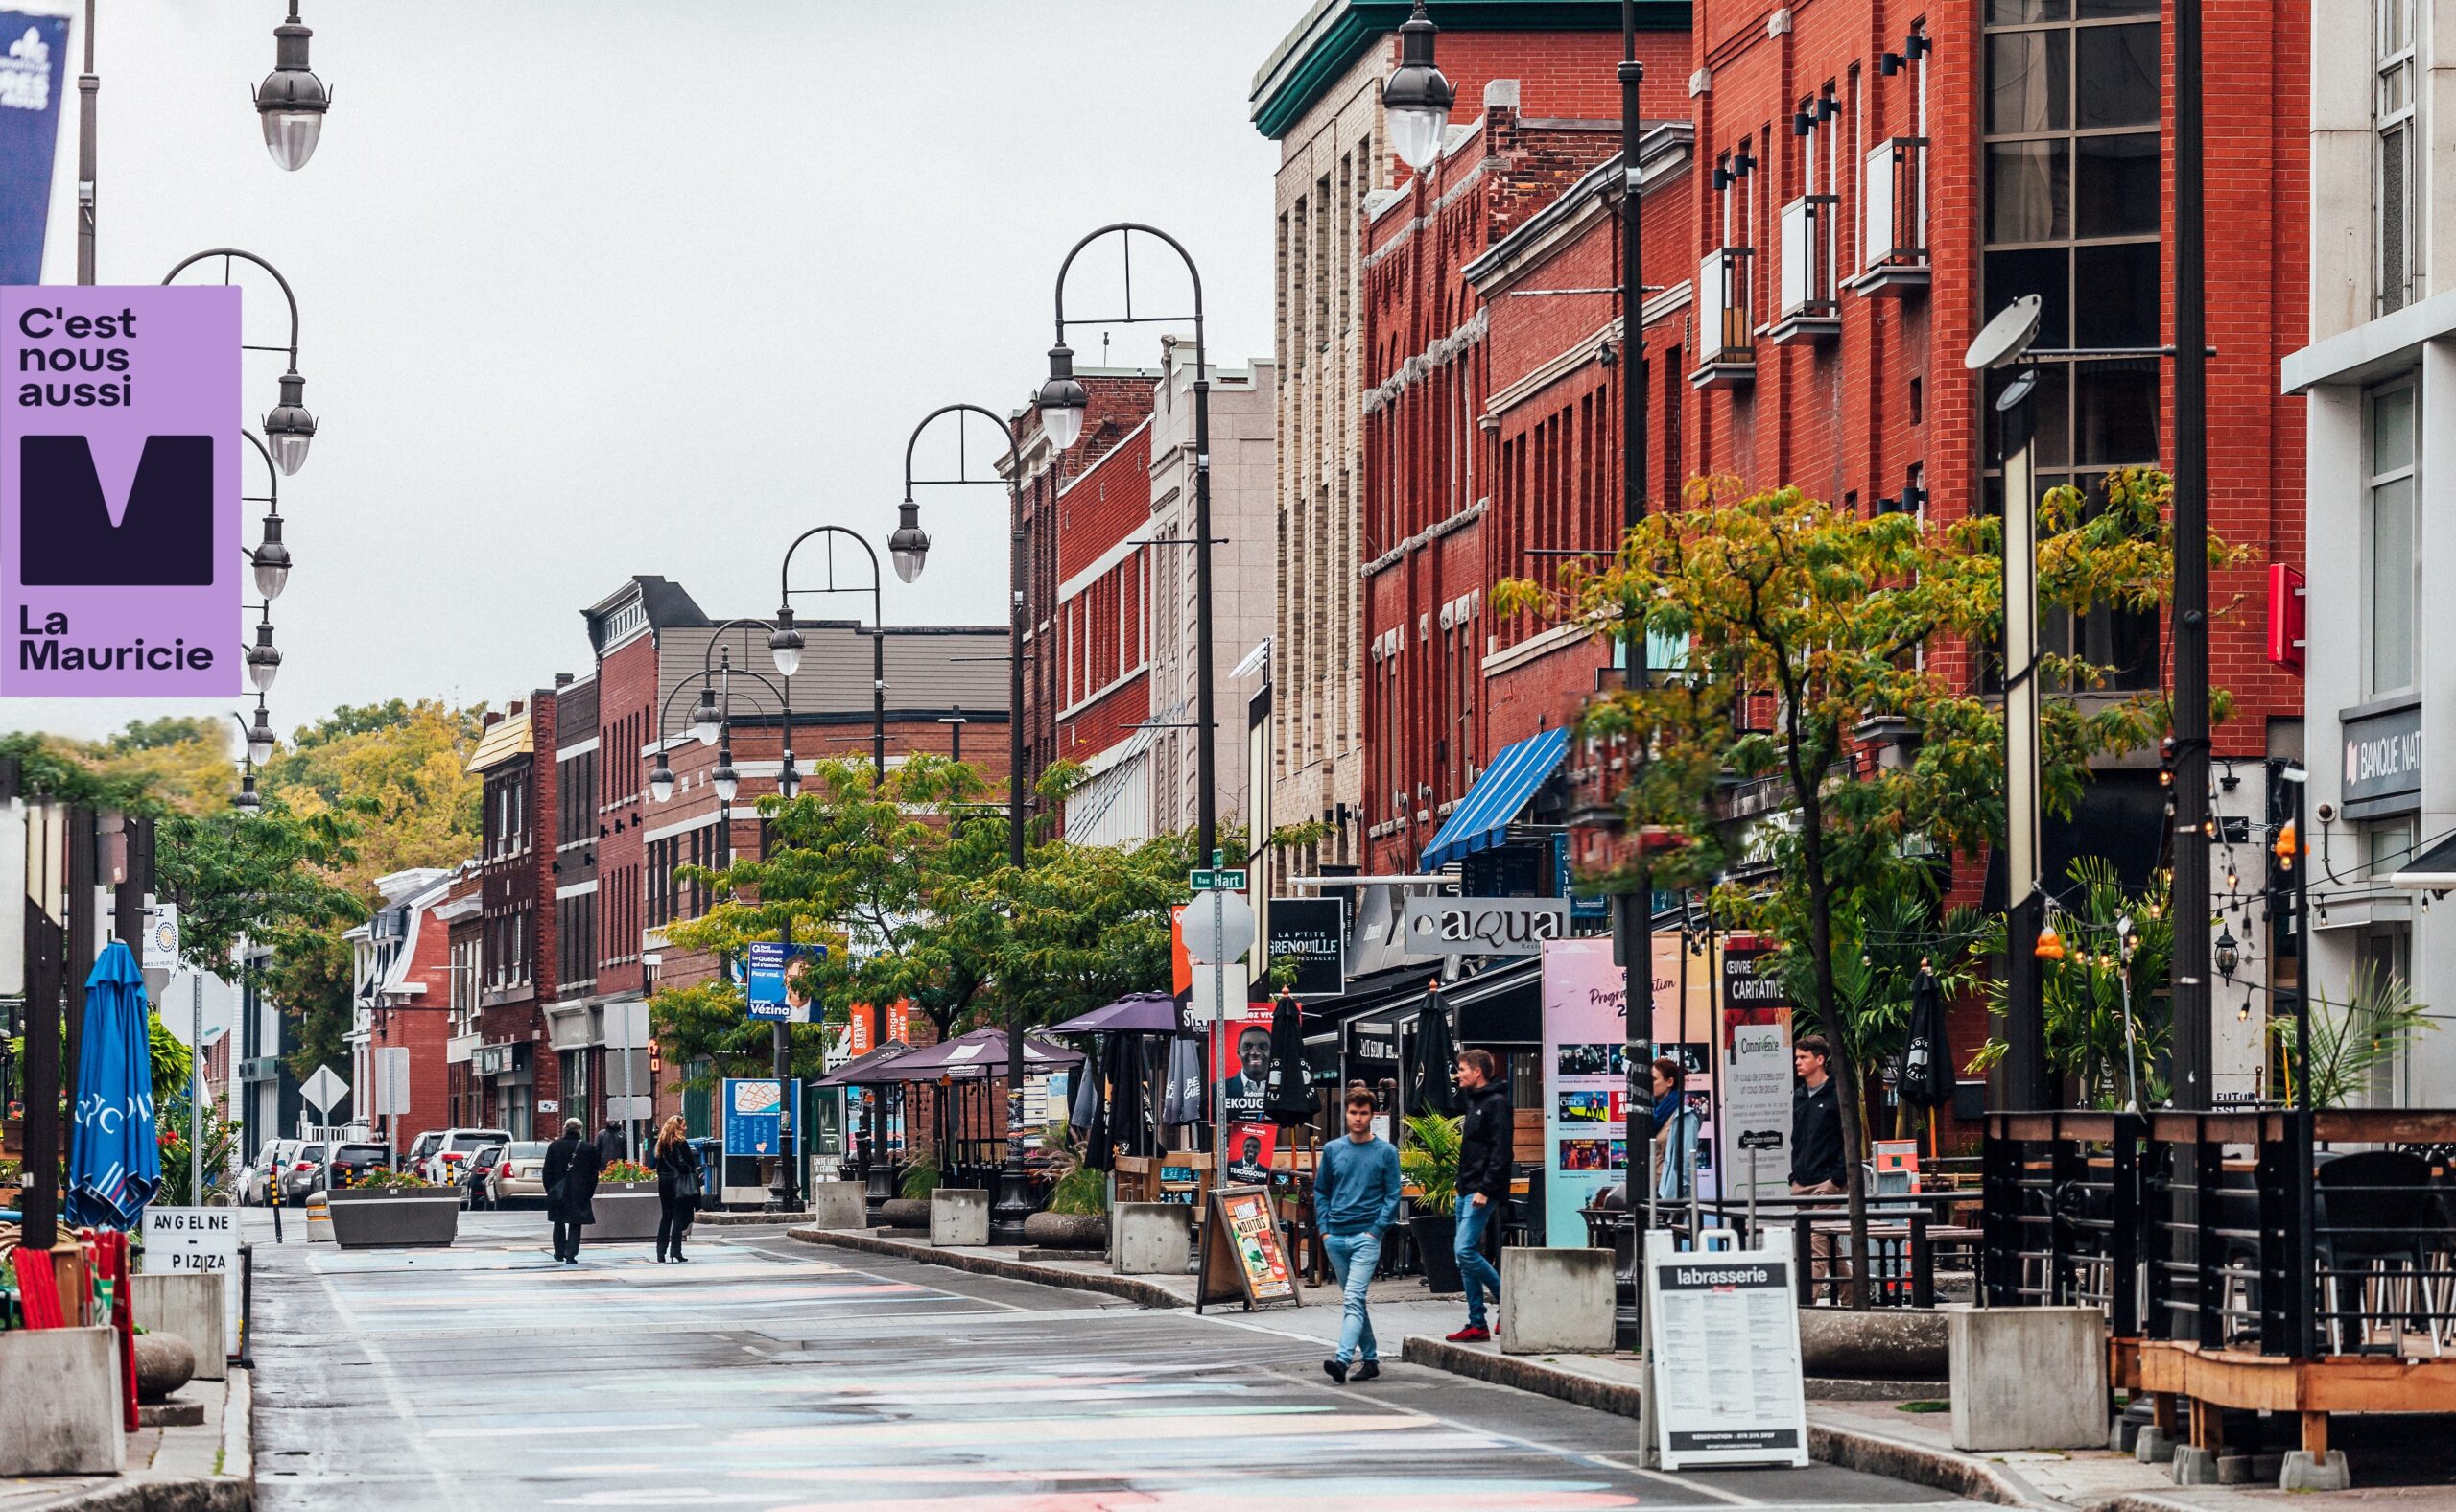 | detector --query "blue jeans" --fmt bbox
[1454,1195,1502,1327]
[1322,1229,1382,1364]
